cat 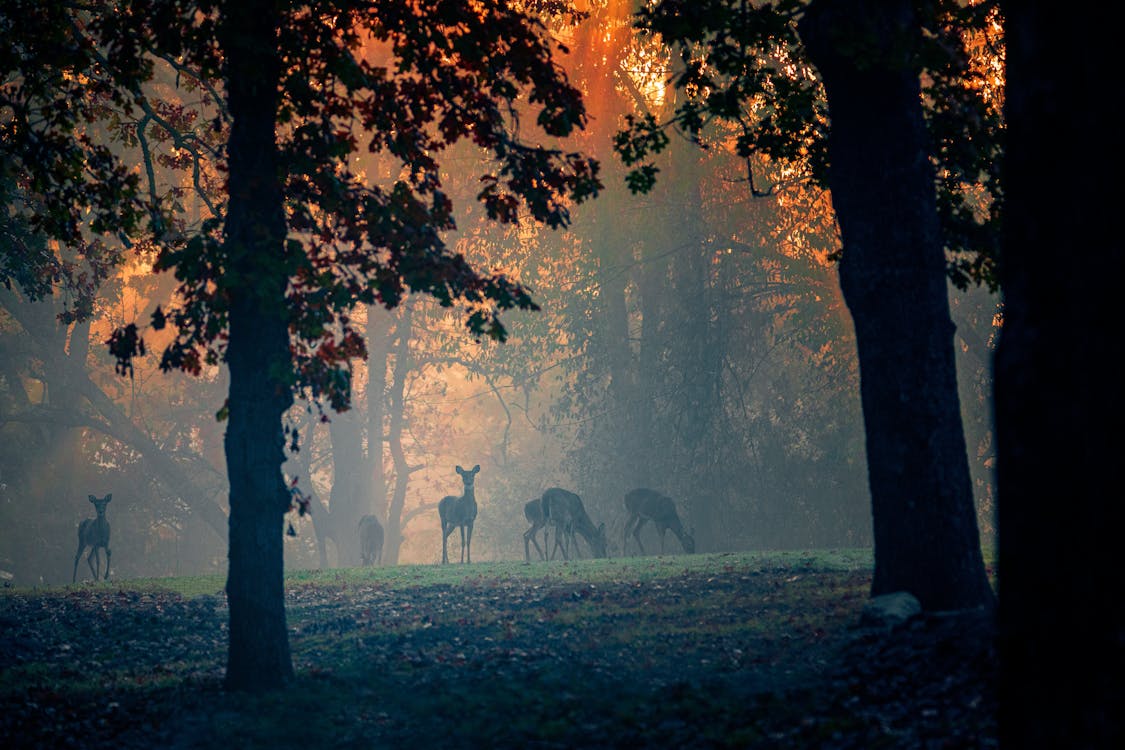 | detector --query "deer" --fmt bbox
[622,488,695,556]
[523,497,549,562]
[438,464,479,564]
[358,514,384,566]
[73,494,112,582]
[541,487,607,561]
